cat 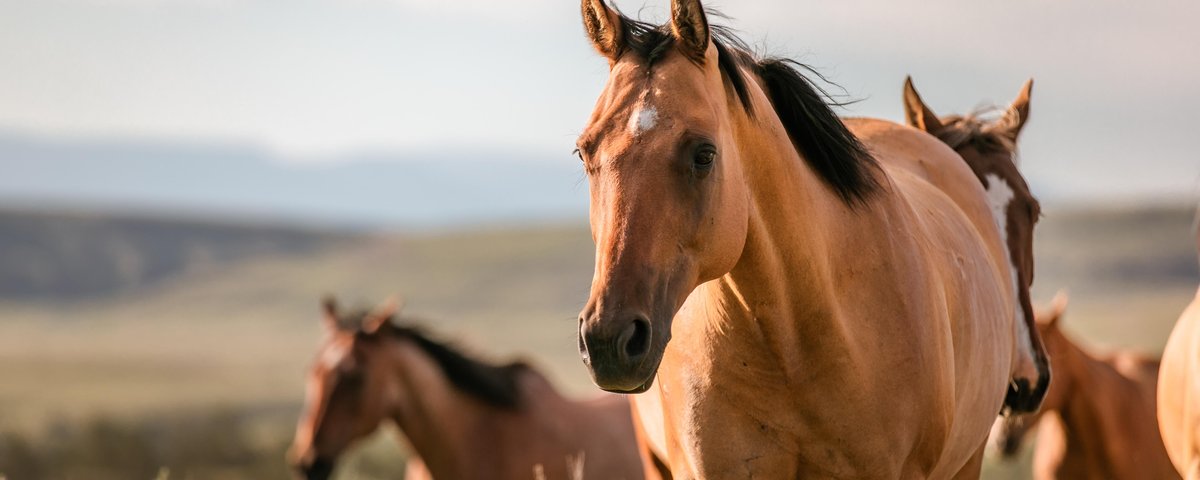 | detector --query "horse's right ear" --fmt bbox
[1039,290,1069,327]
[321,295,340,334]
[903,76,944,134]
[362,295,404,335]
[581,0,624,63]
